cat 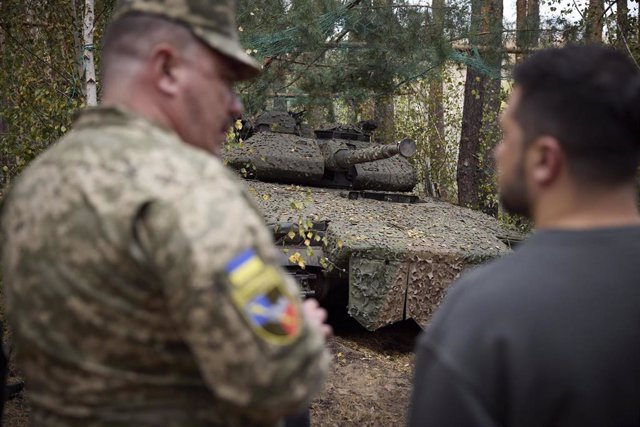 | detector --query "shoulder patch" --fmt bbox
[226,249,301,344]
